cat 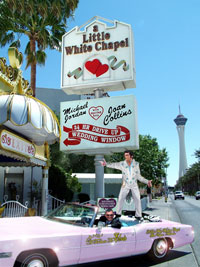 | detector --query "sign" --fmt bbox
[60,95,139,154]
[97,198,118,213]
[0,129,35,158]
[86,232,127,245]
[61,16,136,95]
